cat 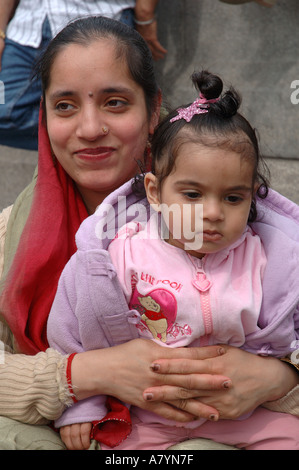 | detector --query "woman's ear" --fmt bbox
[144,173,161,212]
